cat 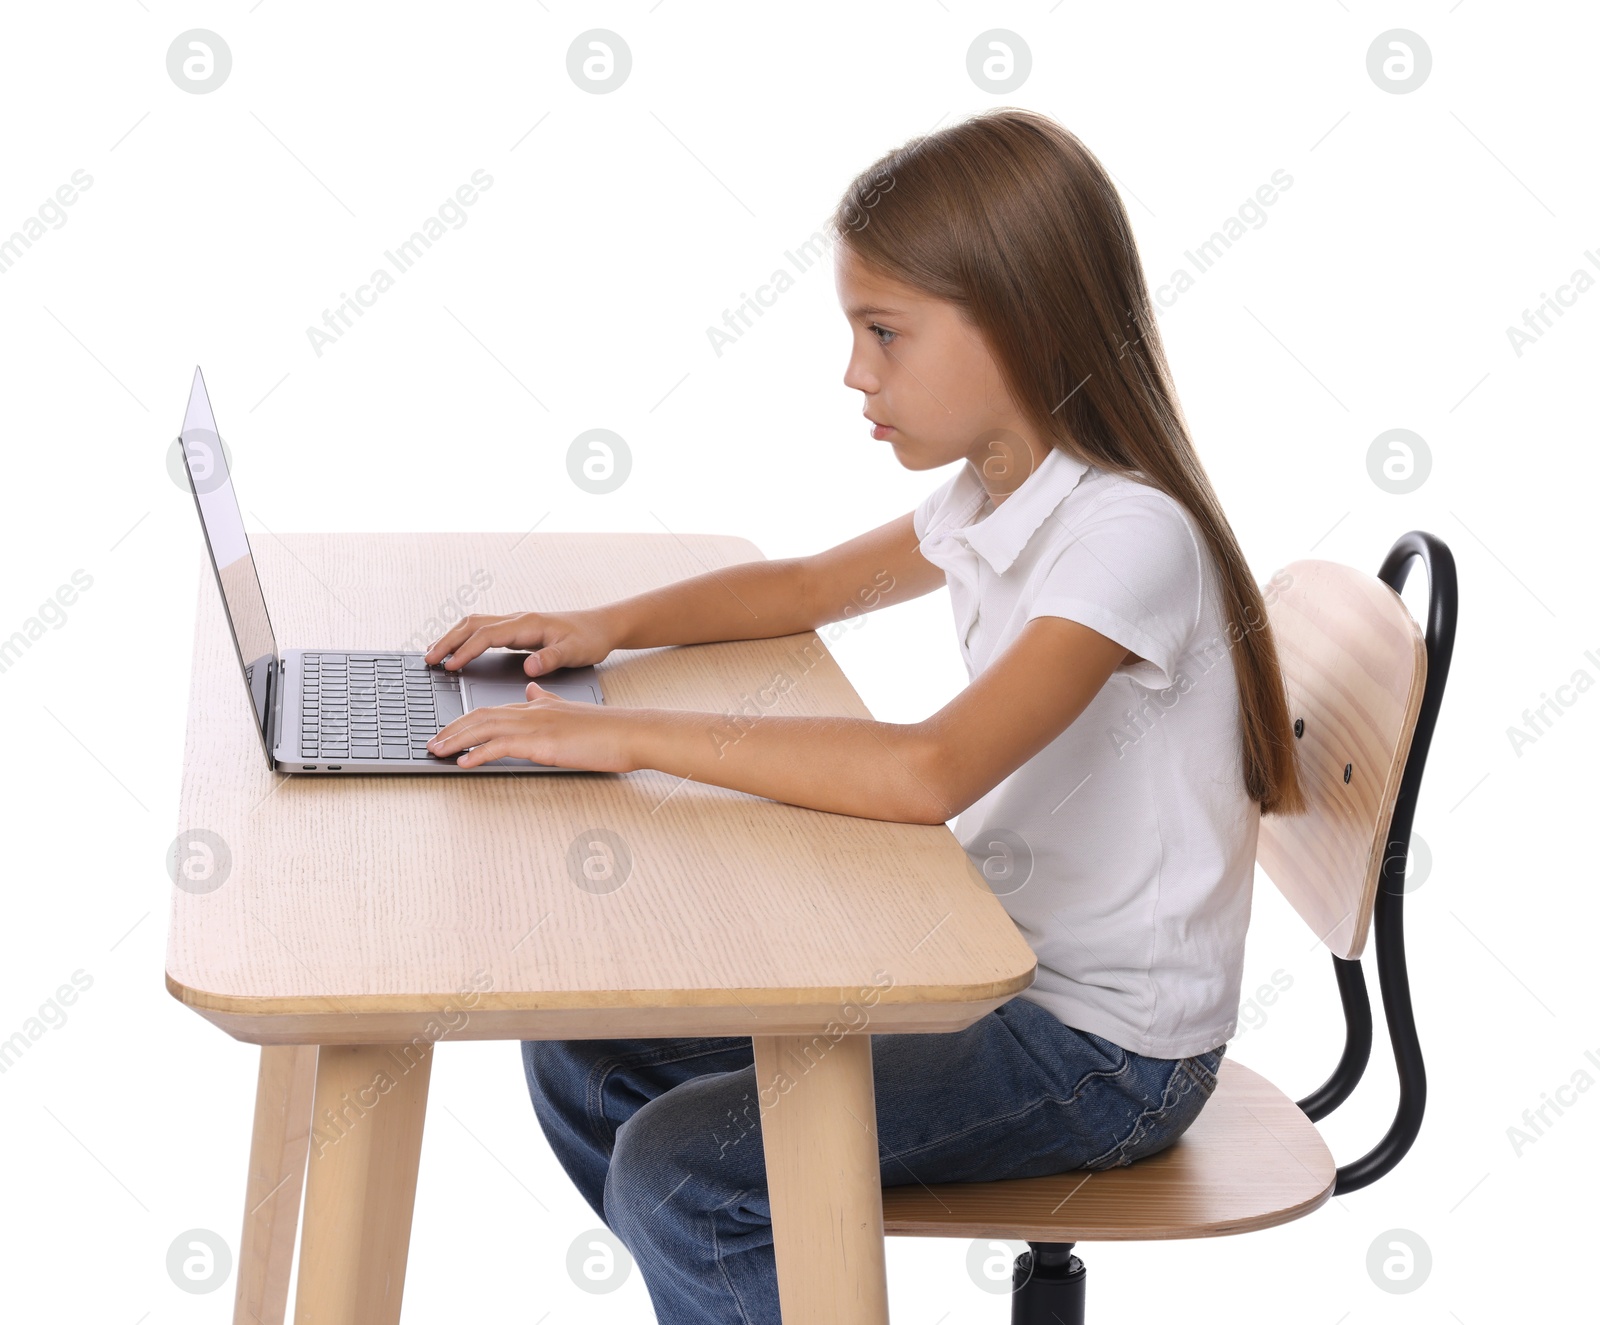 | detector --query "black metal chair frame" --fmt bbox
[1009,530,1459,1324]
